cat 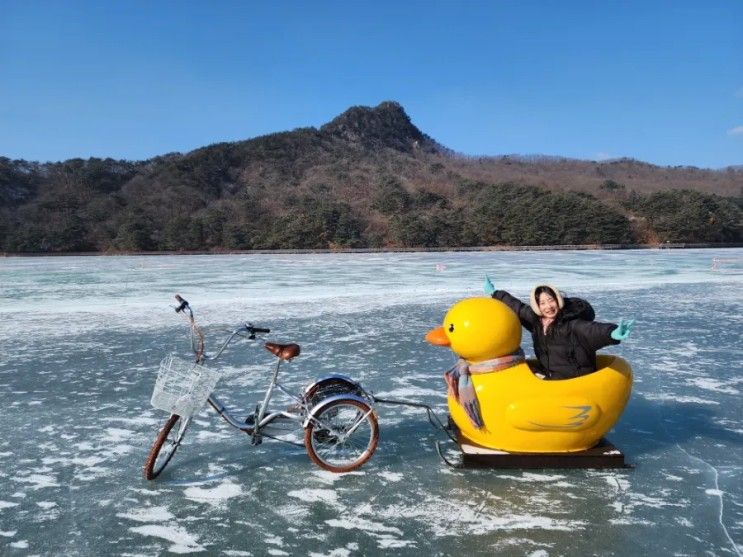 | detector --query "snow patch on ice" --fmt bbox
[129,524,204,553]
[13,474,60,490]
[603,475,630,492]
[103,427,135,443]
[42,455,108,468]
[373,496,586,536]
[625,492,686,509]
[609,517,656,526]
[379,471,404,482]
[102,415,160,426]
[118,505,175,522]
[326,516,403,536]
[128,488,161,496]
[498,473,566,483]
[376,535,416,549]
[310,470,347,485]
[309,550,351,557]
[193,430,231,441]
[0,501,19,510]
[374,386,441,399]
[287,489,340,507]
[272,503,311,523]
[685,377,739,395]
[674,342,700,358]
[74,441,96,451]
[183,480,243,507]
[264,535,283,546]
[643,393,719,405]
